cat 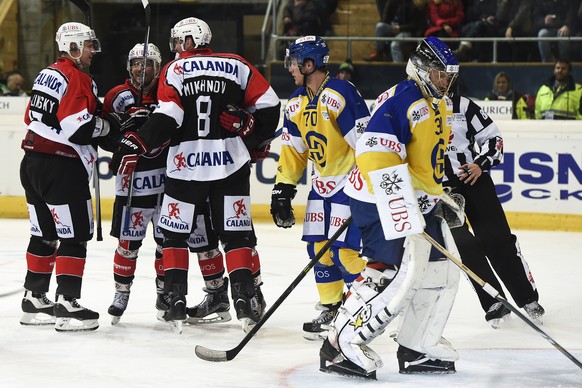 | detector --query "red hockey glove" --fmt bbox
[219,105,255,137]
[249,143,271,162]
[113,132,148,176]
